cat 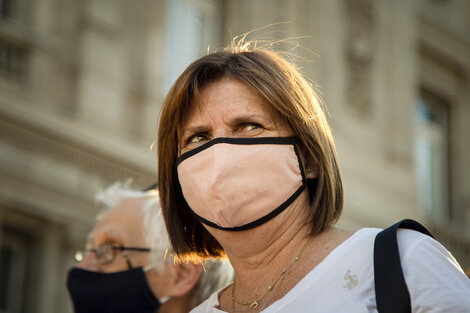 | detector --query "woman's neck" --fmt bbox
[228,223,311,285]
[212,192,317,311]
